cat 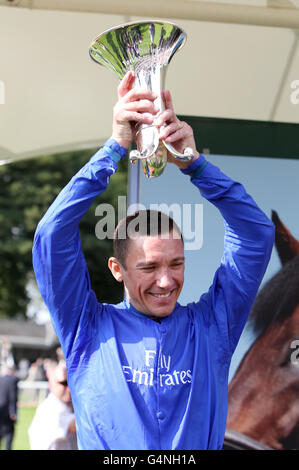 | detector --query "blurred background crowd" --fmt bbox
[0,337,77,450]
